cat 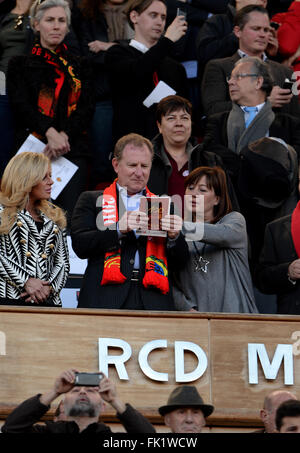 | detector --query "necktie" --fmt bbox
[244,106,258,128]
